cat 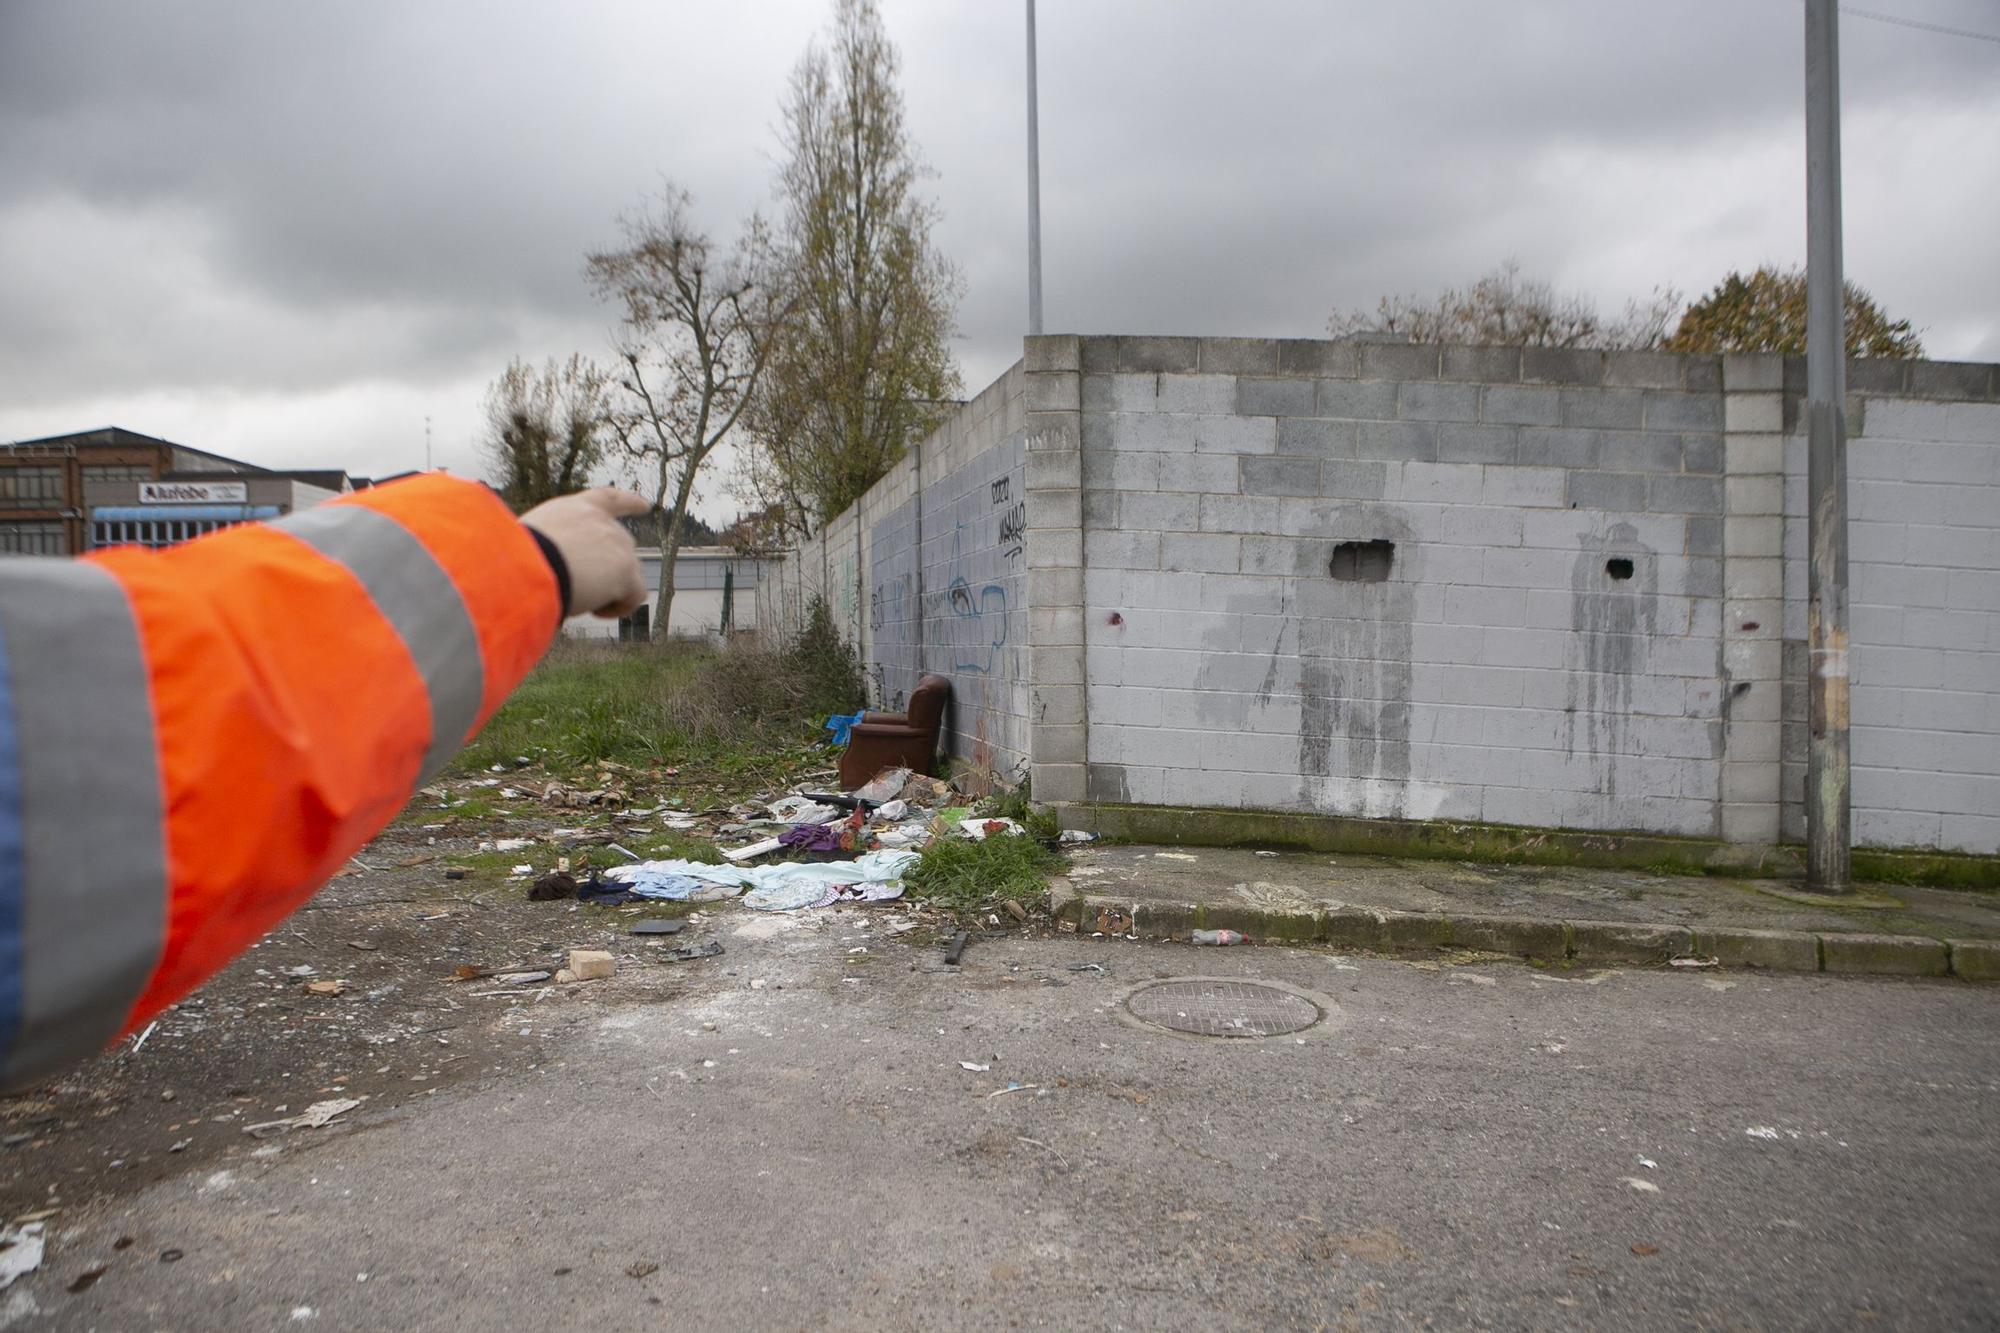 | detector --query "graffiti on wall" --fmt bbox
[992,476,1026,564]
[860,439,1027,771]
